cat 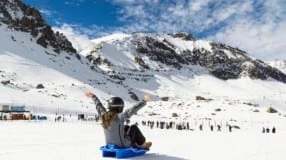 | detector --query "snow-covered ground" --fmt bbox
[0,118,285,160]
